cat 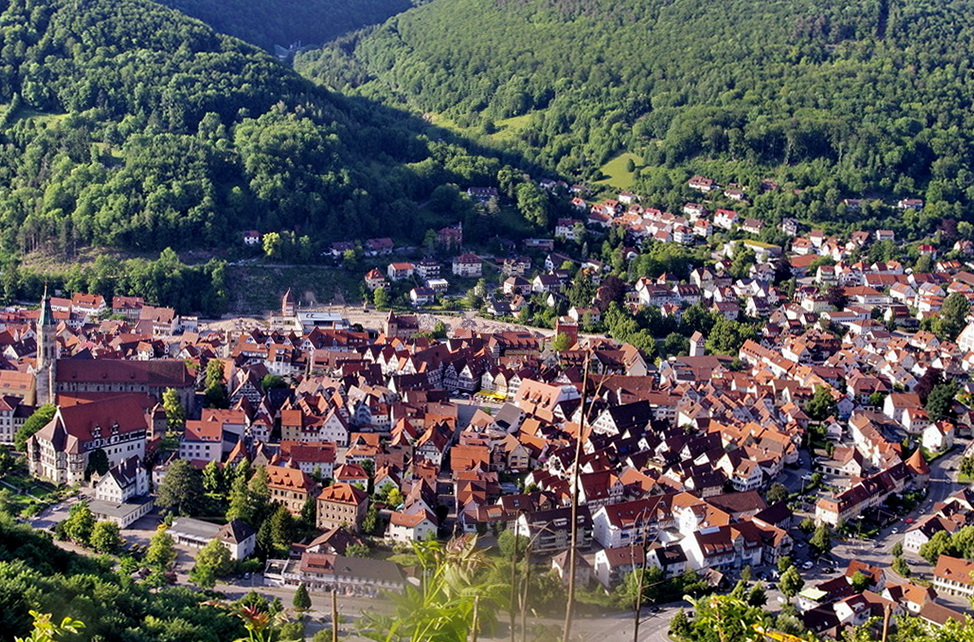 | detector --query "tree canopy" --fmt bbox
[0,513,247,640]
[298,0,974,241]
[14,405,56,452]
[0,0,513,276]
[156,459,204,516]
